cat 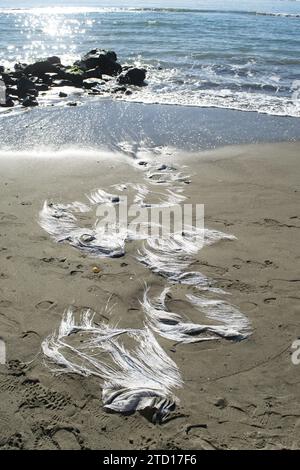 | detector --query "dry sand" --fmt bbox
[0,141,299,450]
